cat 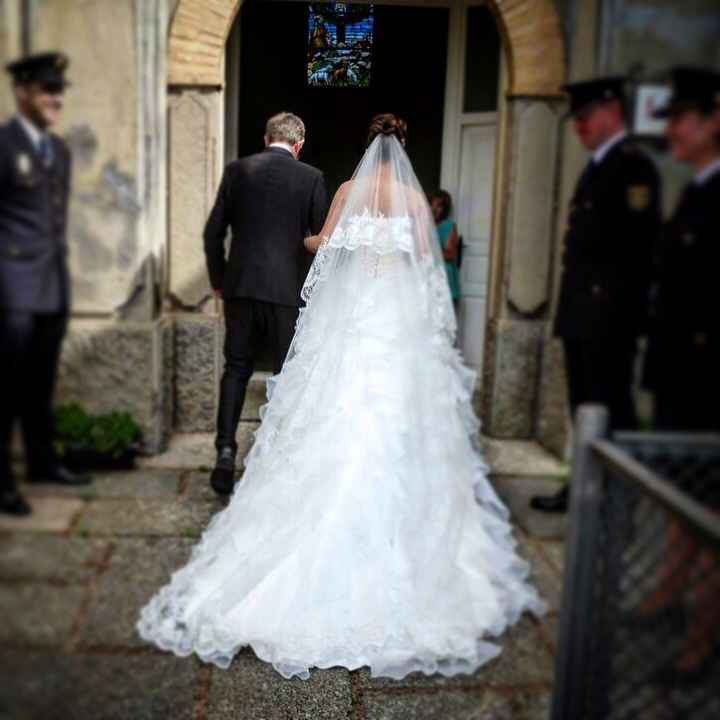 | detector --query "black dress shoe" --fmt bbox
[28,464,92,486]
[210,447,237,496]
[530,486,569,513]
[0,491,32,516]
